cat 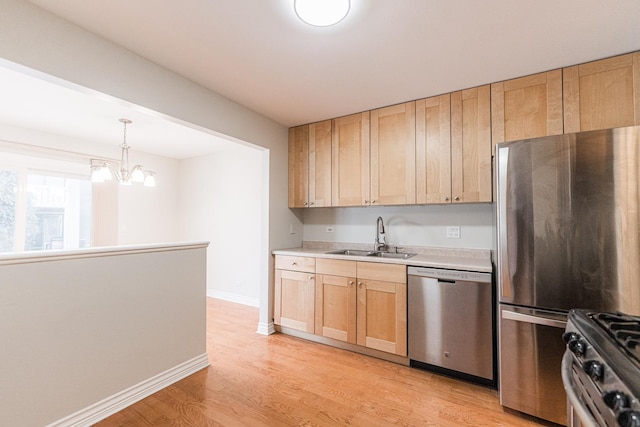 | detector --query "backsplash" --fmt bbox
[301,203,495,250]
